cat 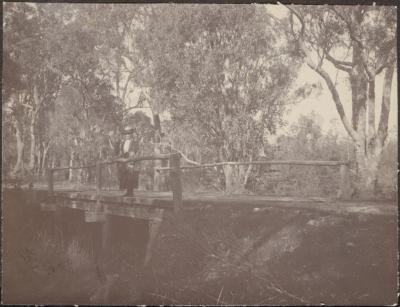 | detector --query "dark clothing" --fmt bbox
[121,165,139,195]
[118,150,140,196]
